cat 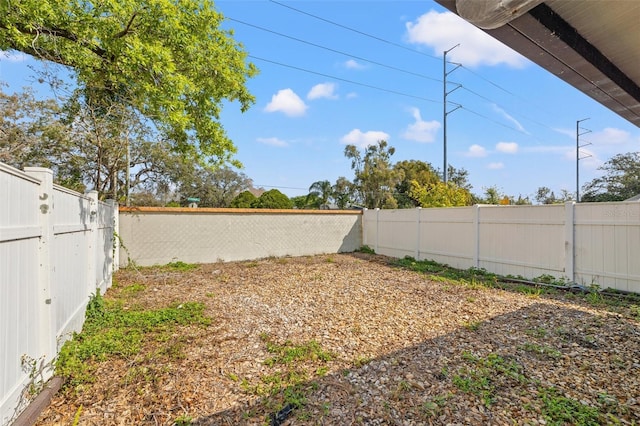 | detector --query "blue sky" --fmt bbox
[2,0,639,201]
